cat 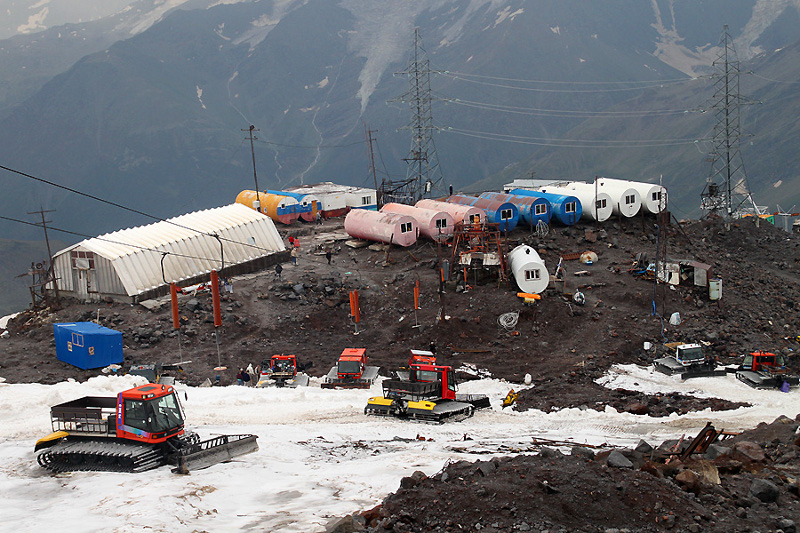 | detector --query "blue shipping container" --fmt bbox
[53,322,123,370]
[509,189,582,226]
